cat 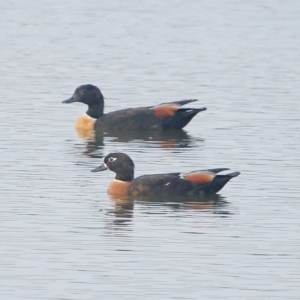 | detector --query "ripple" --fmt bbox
[1,0,300,299]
